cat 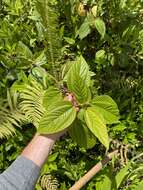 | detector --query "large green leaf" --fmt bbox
[66,56,91,104]
[43,86,63,109]
[85,107,109,148]
[91,95,119,124]
[38,101,77,134]
[69,118,96,149]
